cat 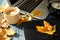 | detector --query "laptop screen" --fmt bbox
[9,0,18,5]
